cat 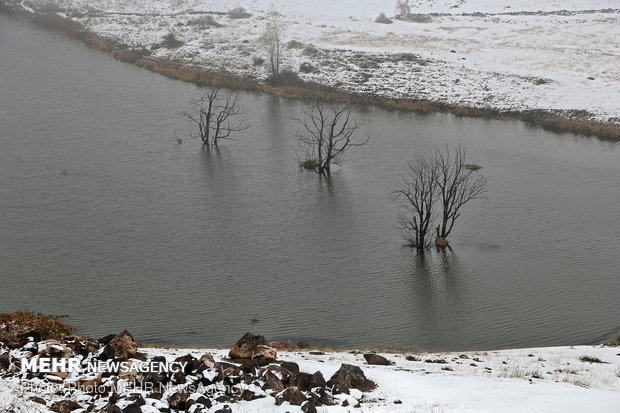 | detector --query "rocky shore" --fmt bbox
[1,327,619,413]
[0,329,382,413]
